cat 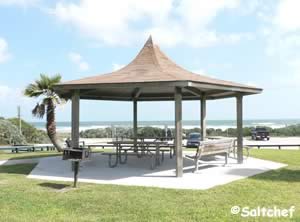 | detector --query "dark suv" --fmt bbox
[186,133,201,148]
[251,127,270,140]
